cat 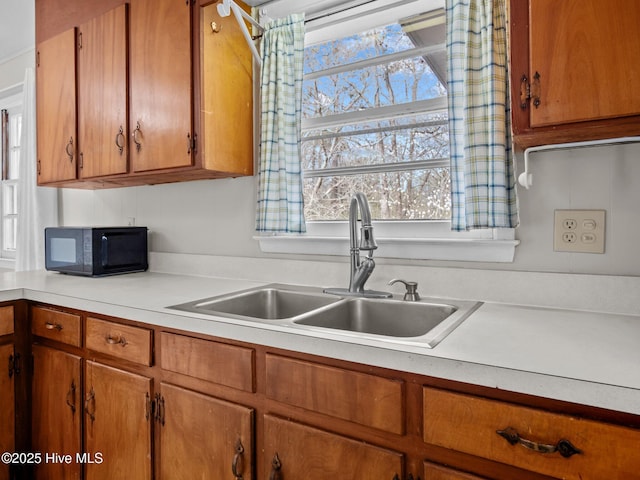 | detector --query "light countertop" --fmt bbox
[2,269,639,415]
